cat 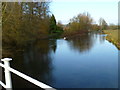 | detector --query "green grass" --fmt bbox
[103,30,120,49]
